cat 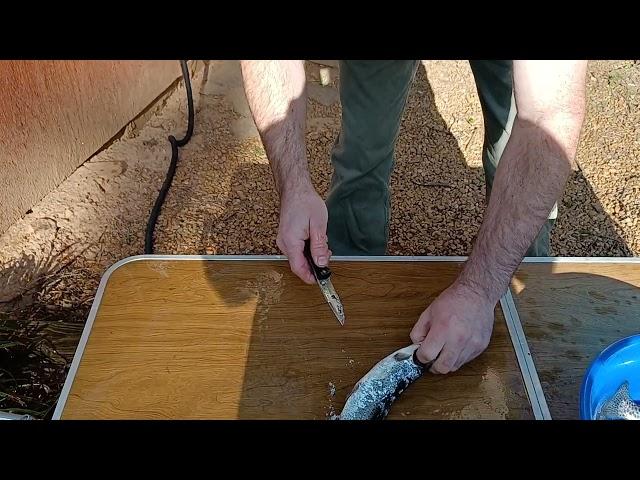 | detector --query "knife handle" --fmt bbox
[412,349,438,371]
[304,239,331,281]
